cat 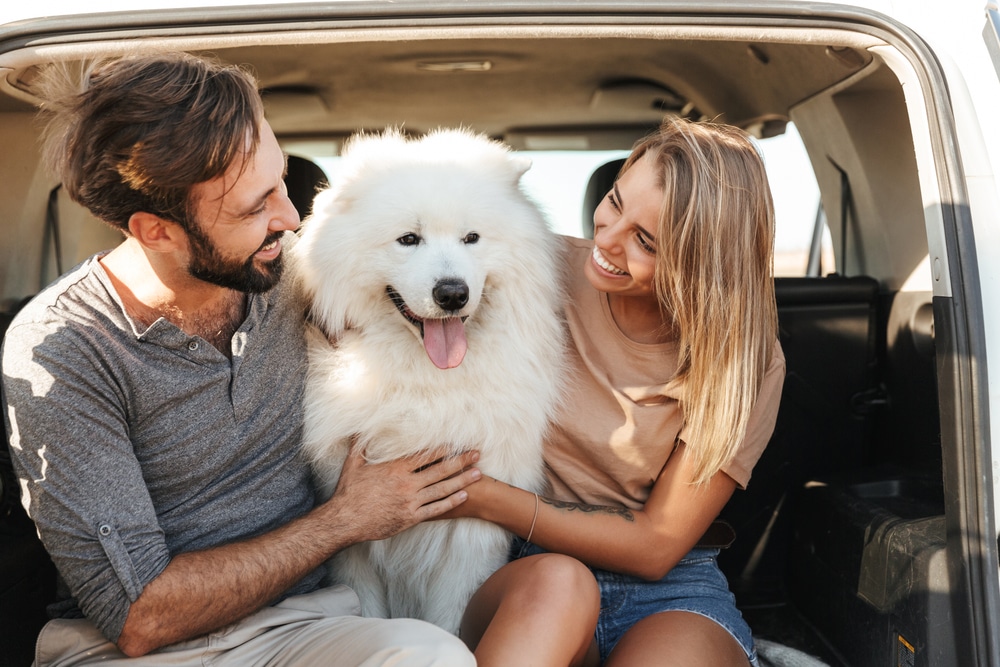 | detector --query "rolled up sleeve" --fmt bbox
[3,320,169,642]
